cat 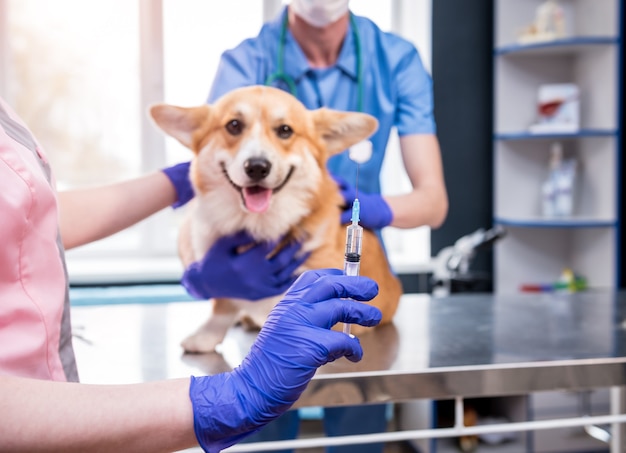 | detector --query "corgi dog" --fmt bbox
[150,85,402,353]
